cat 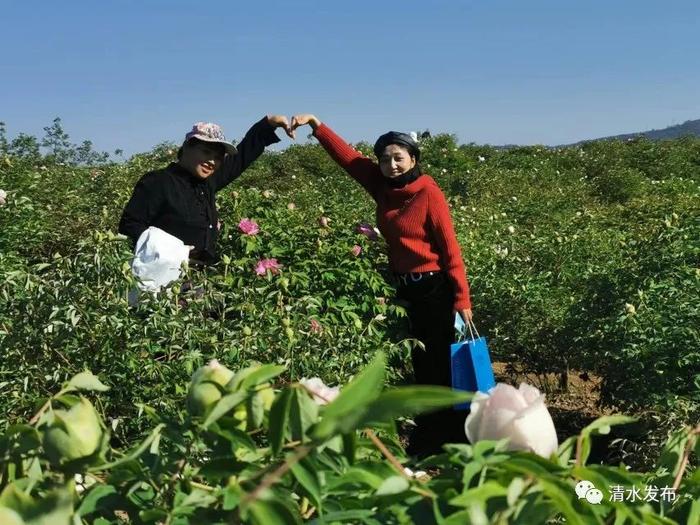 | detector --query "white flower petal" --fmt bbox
[509,399,558,457]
